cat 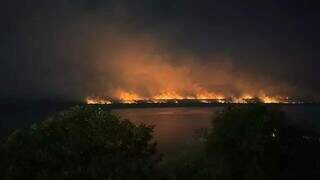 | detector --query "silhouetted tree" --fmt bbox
[206,105,281,180]
[206,104,320,180]
[2,104,320,180]
[148,104,320,180]
[0,106,158,180]
[281,124,320,179]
